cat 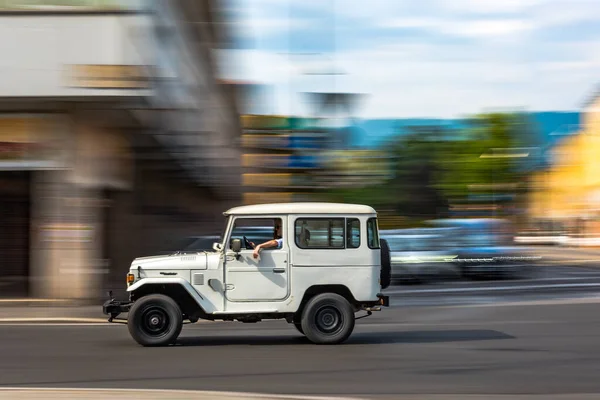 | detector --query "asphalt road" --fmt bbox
[1,290,600,398]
